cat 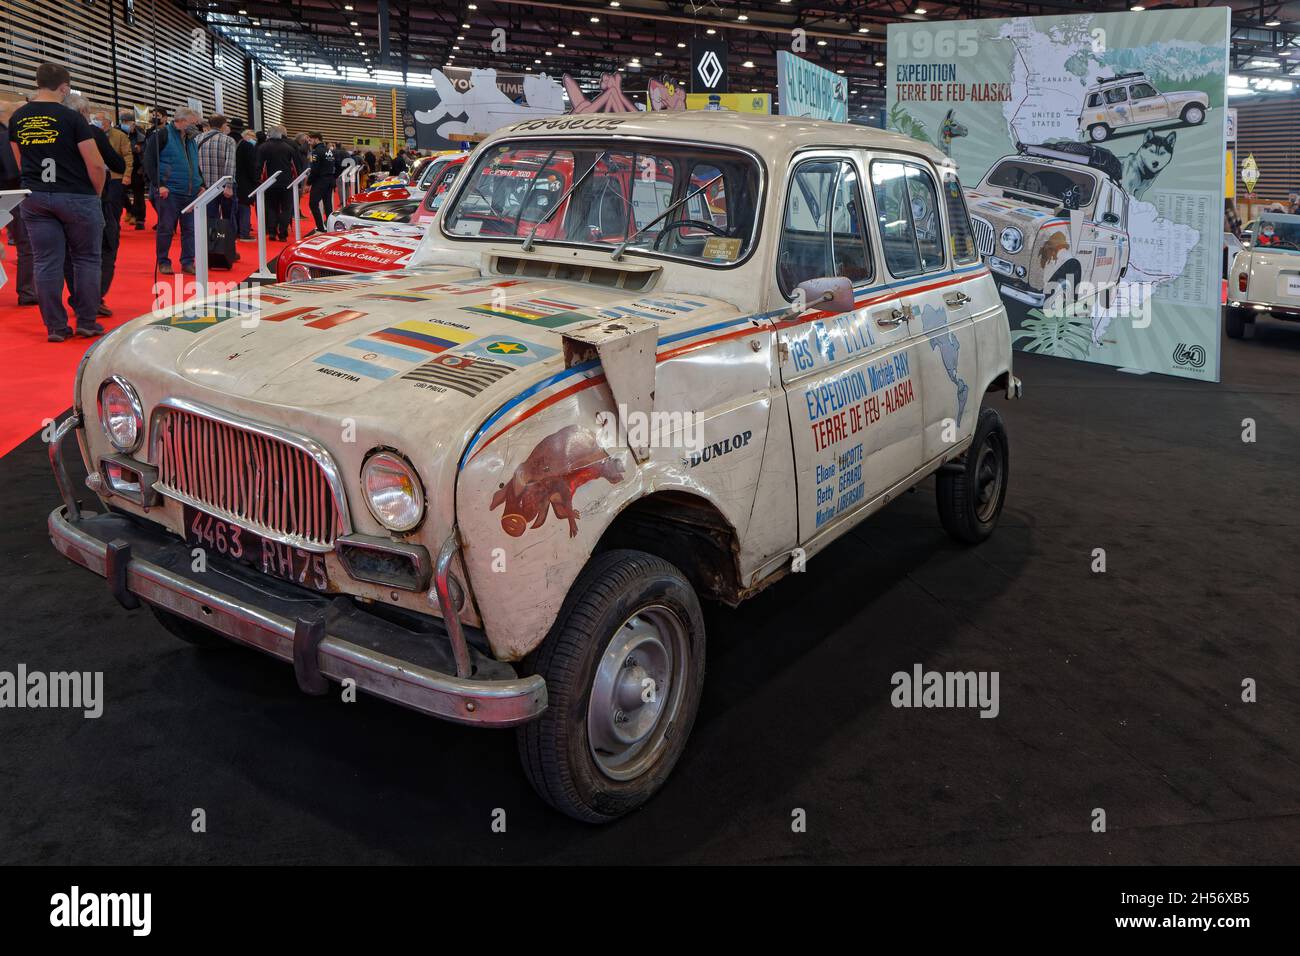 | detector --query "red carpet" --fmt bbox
[0,198,312,457]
